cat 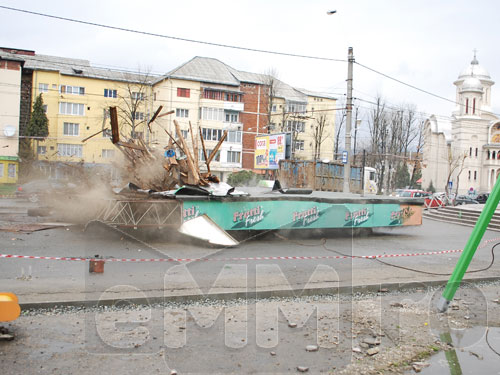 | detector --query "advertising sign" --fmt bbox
[183,200,422,230]
[254,133,287,169]
[342,151,348,164]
